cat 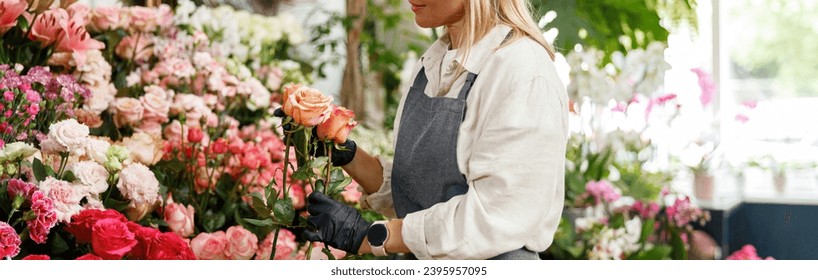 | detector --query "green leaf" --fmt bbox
[49,231,70,255]
[273,198,295,225]
[32,158,47,182]
[640,218,655,243]
[243,218,275,227]
[629,245,672,260]
[247,192,271,218]
[62,170,77,182]
[202,211,226,233]
[103,198,130,212]
[311,156,329,169]
[670,229,688,260]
